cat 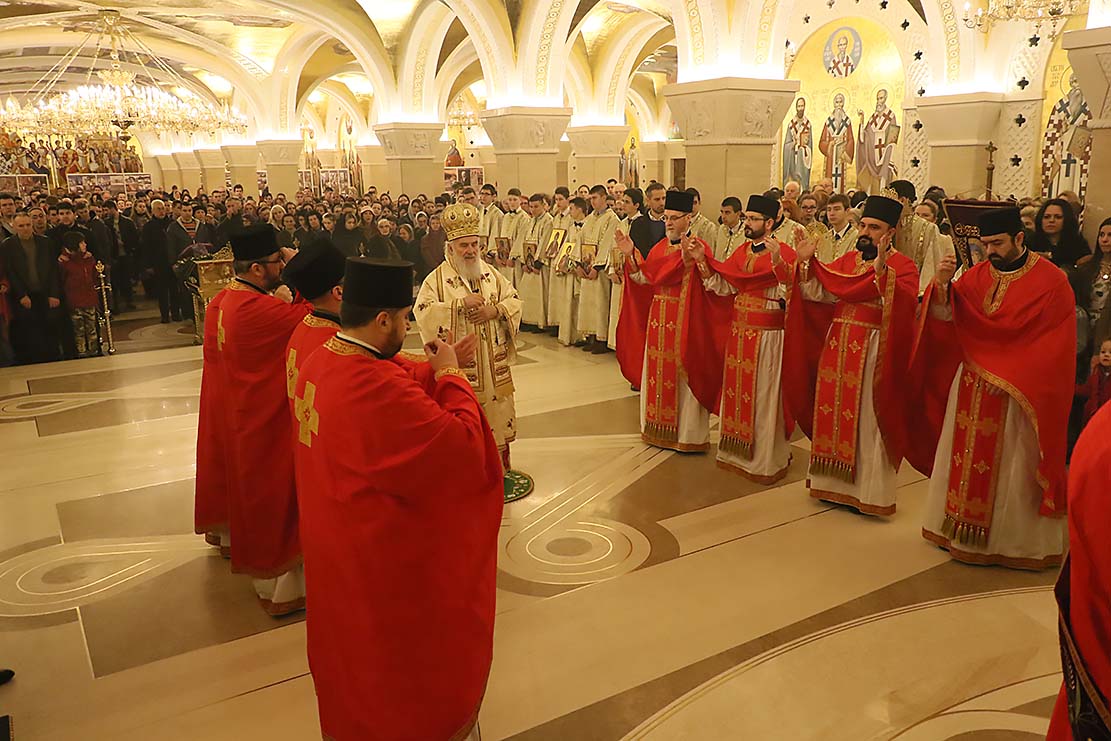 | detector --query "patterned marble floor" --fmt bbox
[0,328,1062,740]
